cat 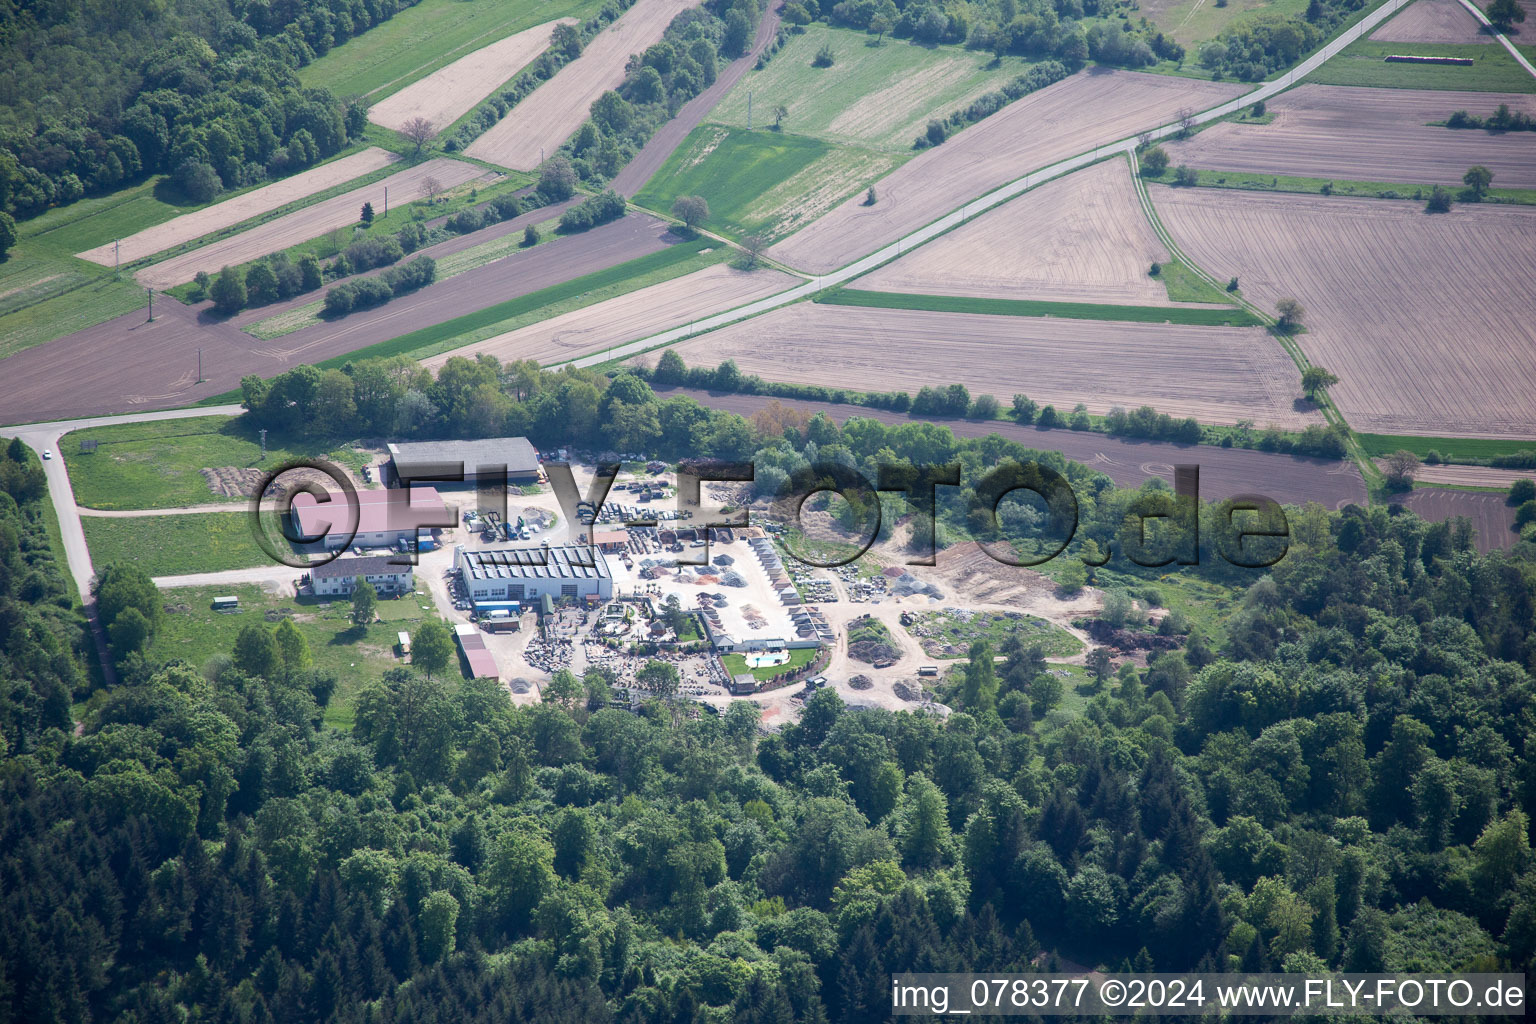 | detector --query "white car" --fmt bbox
[42,450,51,460]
